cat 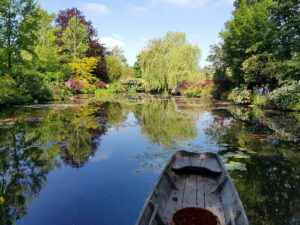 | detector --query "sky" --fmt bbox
[39,0,234,67]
